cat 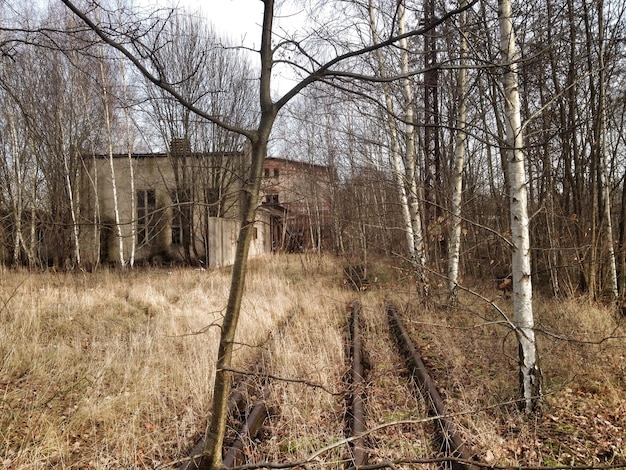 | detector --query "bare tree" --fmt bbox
[0,5,111,267]
[498,0,541,413]
[141,11,256,265]
[366,1,427,277]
